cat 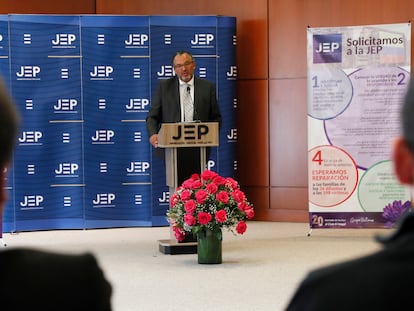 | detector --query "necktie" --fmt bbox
[183,84,193,122]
